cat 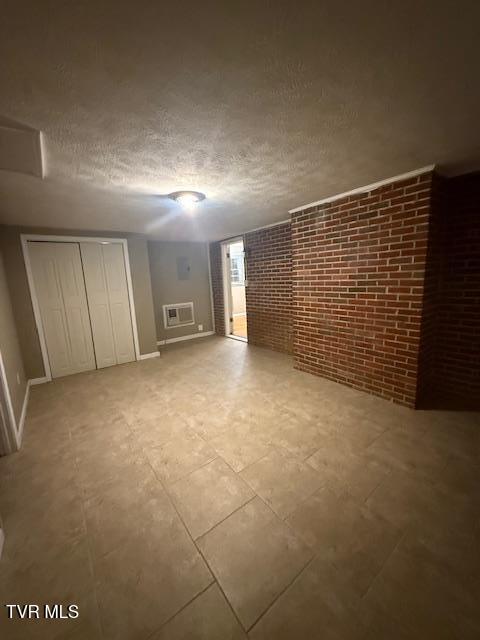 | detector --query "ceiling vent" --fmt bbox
[0,117,44,178]
[163,302,195,329]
